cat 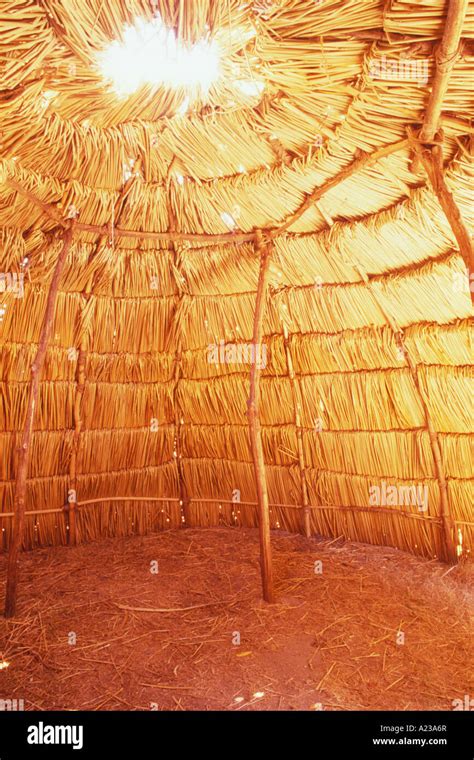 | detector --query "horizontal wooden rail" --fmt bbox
[189,499,442,522]
[76,223,256,245]
[0,508,64,518]
[0,498,446,523]
[77,496,180,506]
